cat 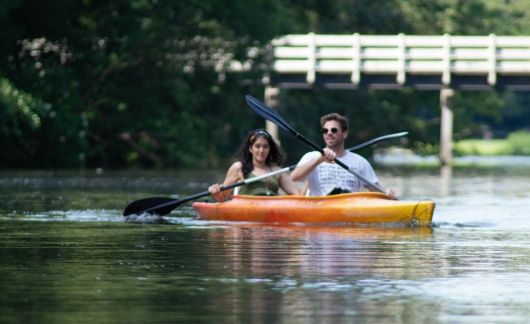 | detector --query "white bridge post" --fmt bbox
[439,87,454,165]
